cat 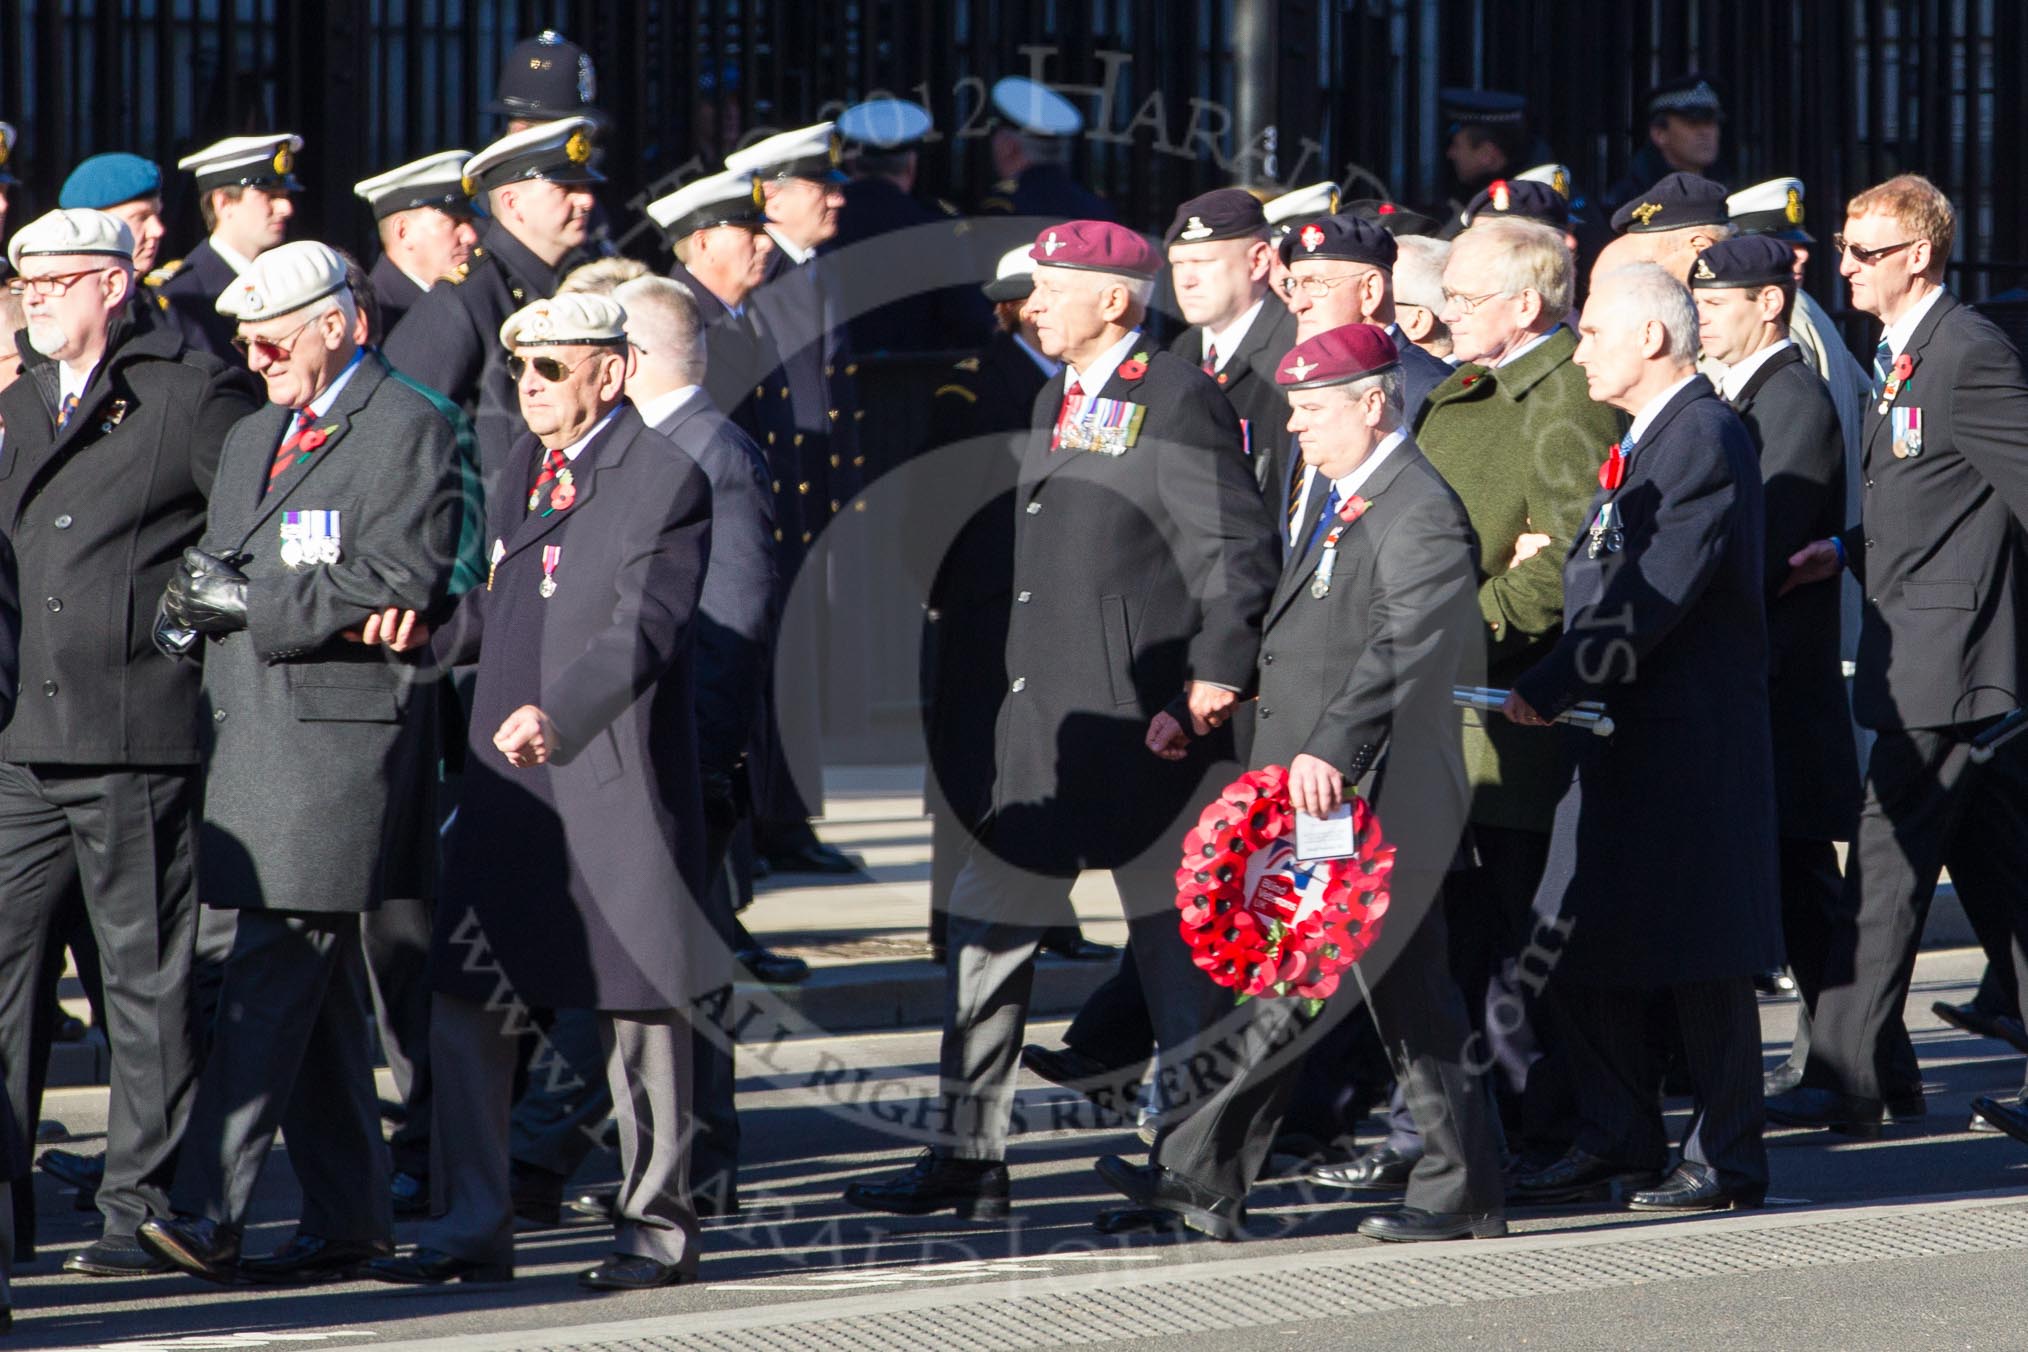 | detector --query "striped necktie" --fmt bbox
[1202,342,1218,376]
[527,445,568,512]
[265,408,318,493]
[1049,379,1083,452]
[56,394,78,430]
[1873,338,1893,398]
